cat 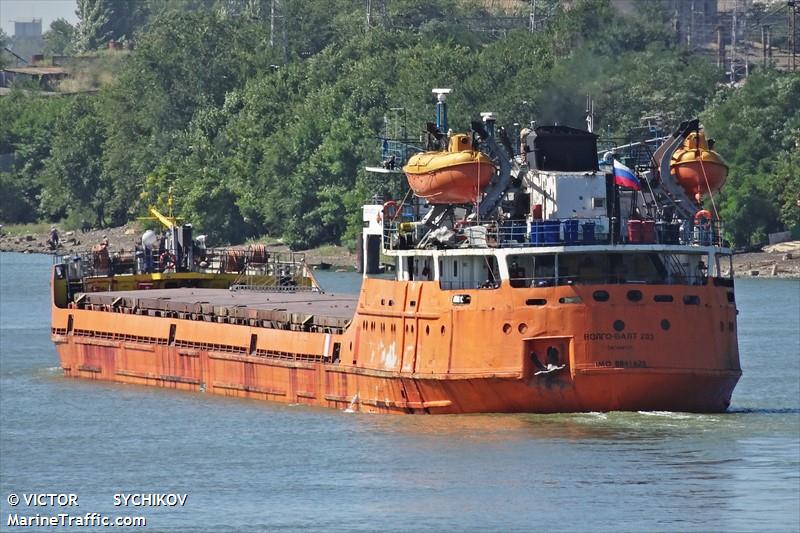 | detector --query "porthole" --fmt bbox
[654,294,673,302]
[661,319,670,331]
[425,325,430,335]
[613,320,625,332]
[518,323,528,334]
[440,325,446,336]
[502,323,512,334]
[526,298,547,306]
[593,290,610,302]
[683,295,700,305]
[627,290,642,302]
